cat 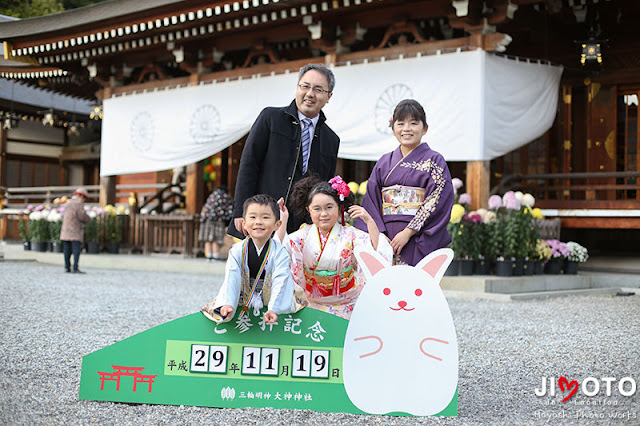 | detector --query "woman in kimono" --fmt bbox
[356,99,454,266]
[277,176,393,319]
